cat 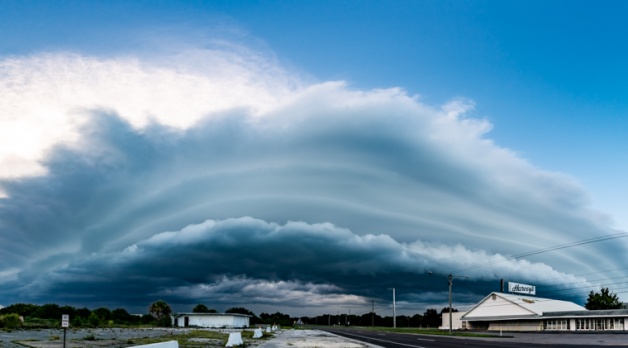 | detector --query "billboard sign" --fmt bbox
[508,282,536,295]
